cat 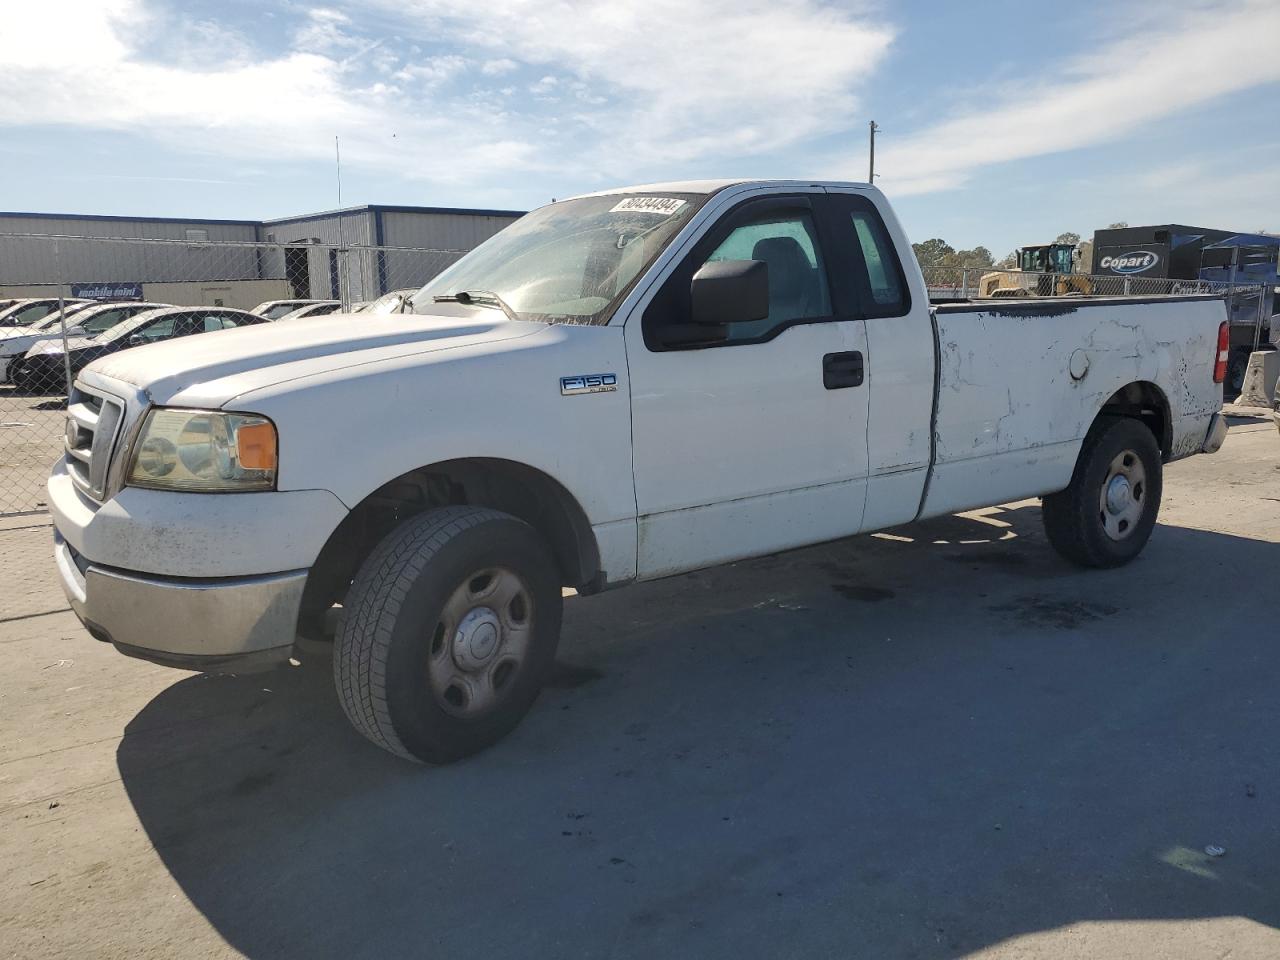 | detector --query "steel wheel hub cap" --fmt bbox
[426,567,533,718]
[453,607,501,670]
[1105,475,1132,514]
[1099,449,1146,541]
